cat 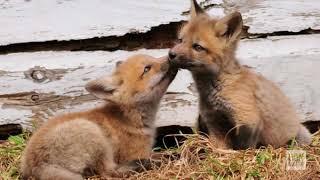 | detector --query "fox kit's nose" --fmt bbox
[168,51,177,60]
